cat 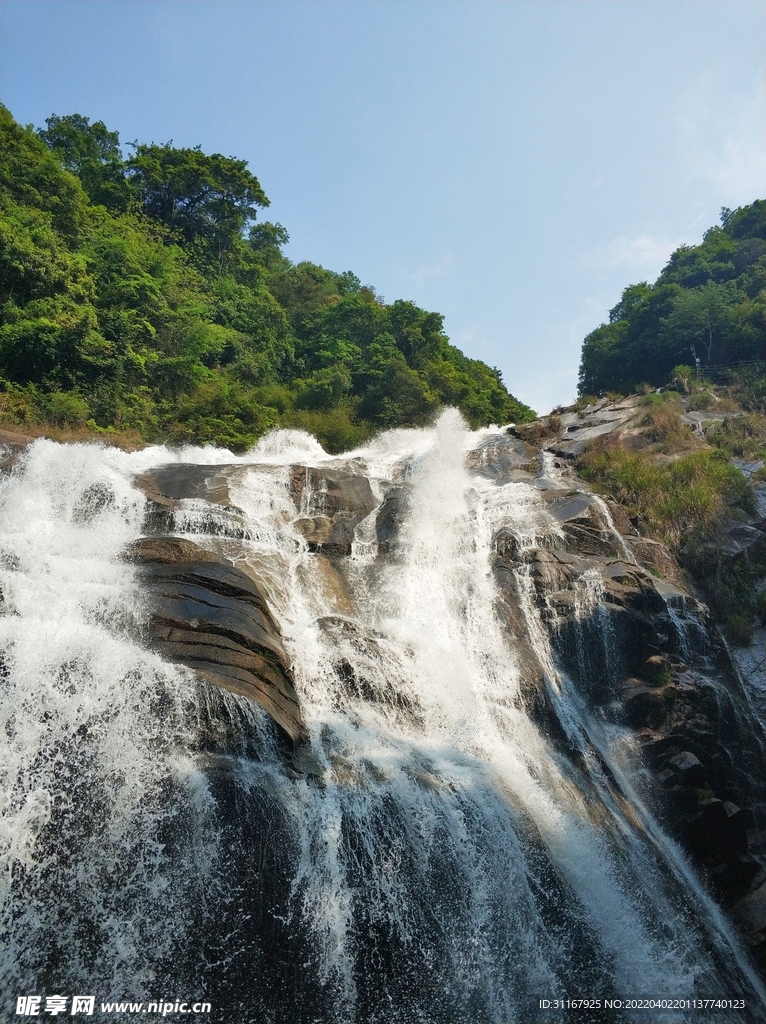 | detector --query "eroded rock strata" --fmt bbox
[128,408,766,974]
[127,421,766,974]
[4,410,766,1016]
[124,535,306,748]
